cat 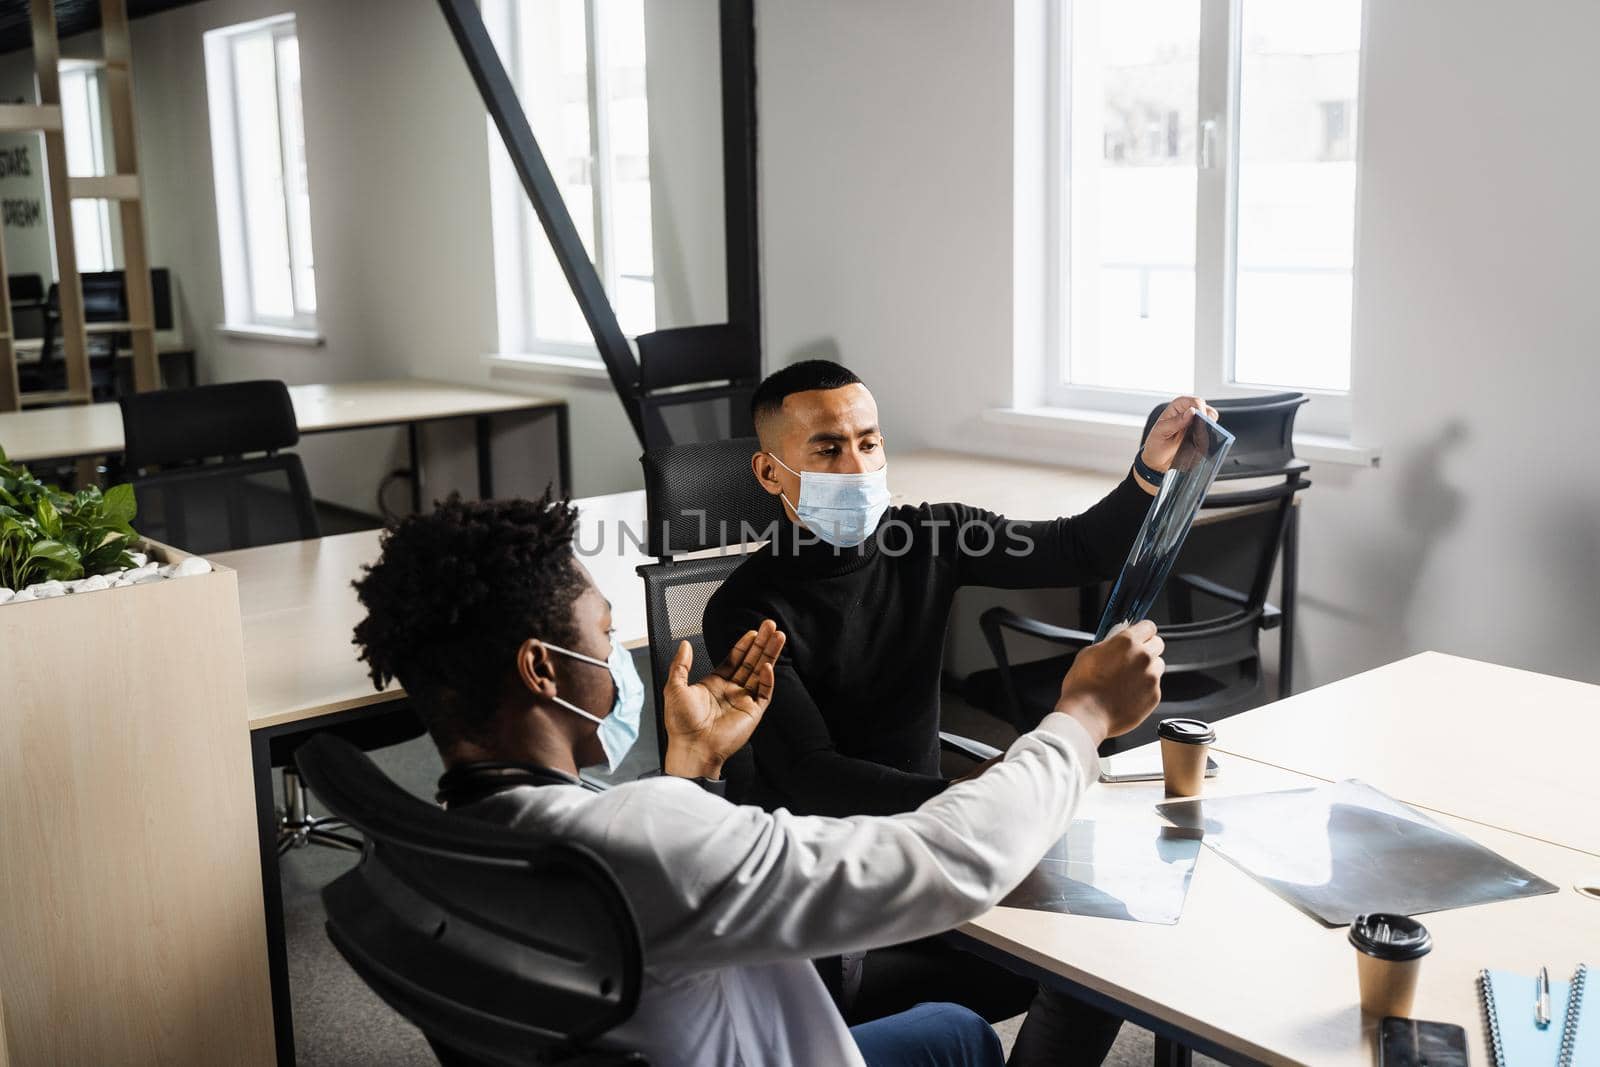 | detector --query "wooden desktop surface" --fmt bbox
[0,378,561,462]
[1210,651,1600,857]
[962,748,1600,1067]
